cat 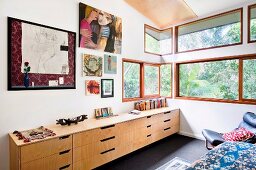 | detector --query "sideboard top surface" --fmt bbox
[9,107,179,146]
